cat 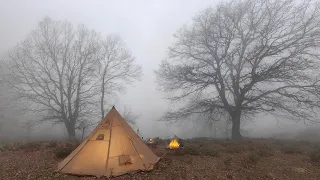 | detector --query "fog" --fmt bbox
[1,0,319,142]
